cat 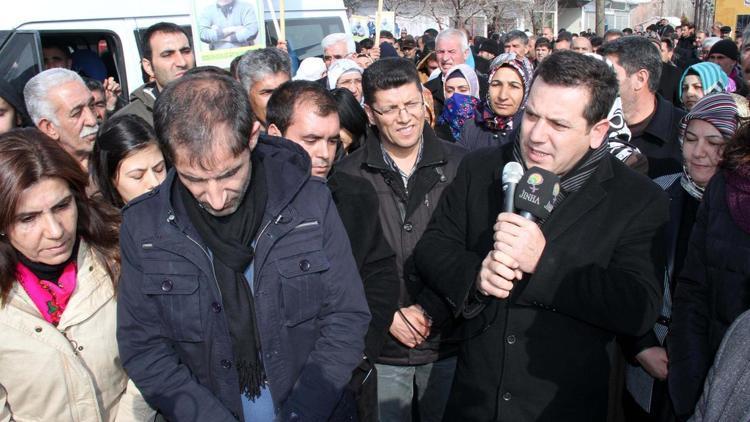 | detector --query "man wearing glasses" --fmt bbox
[333,57,466,422]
